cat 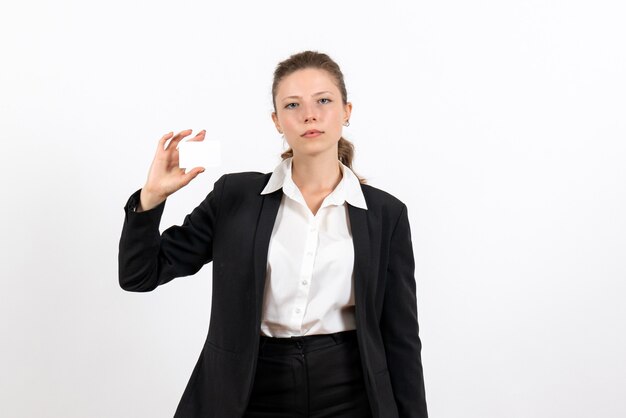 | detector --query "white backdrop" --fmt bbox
[1,1,625,417]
